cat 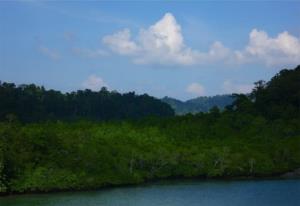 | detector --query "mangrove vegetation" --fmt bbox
[0,65,300,194]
